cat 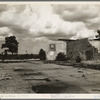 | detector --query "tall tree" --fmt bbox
[1,36,19,55]
[96,30,100,39]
